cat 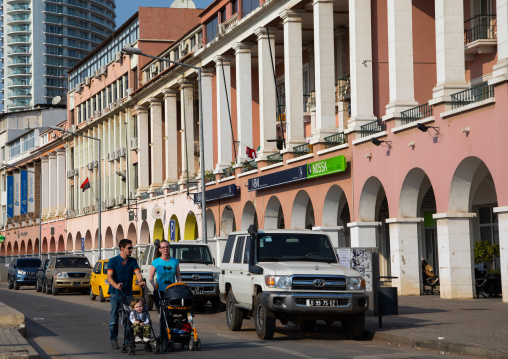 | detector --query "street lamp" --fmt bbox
[49,127,103,259]
[122,46,208,243]
[3,164,42,259]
